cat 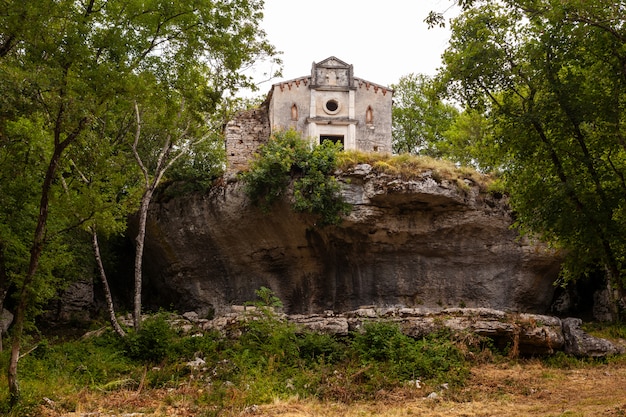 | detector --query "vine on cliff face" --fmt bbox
[241,129,350,226]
